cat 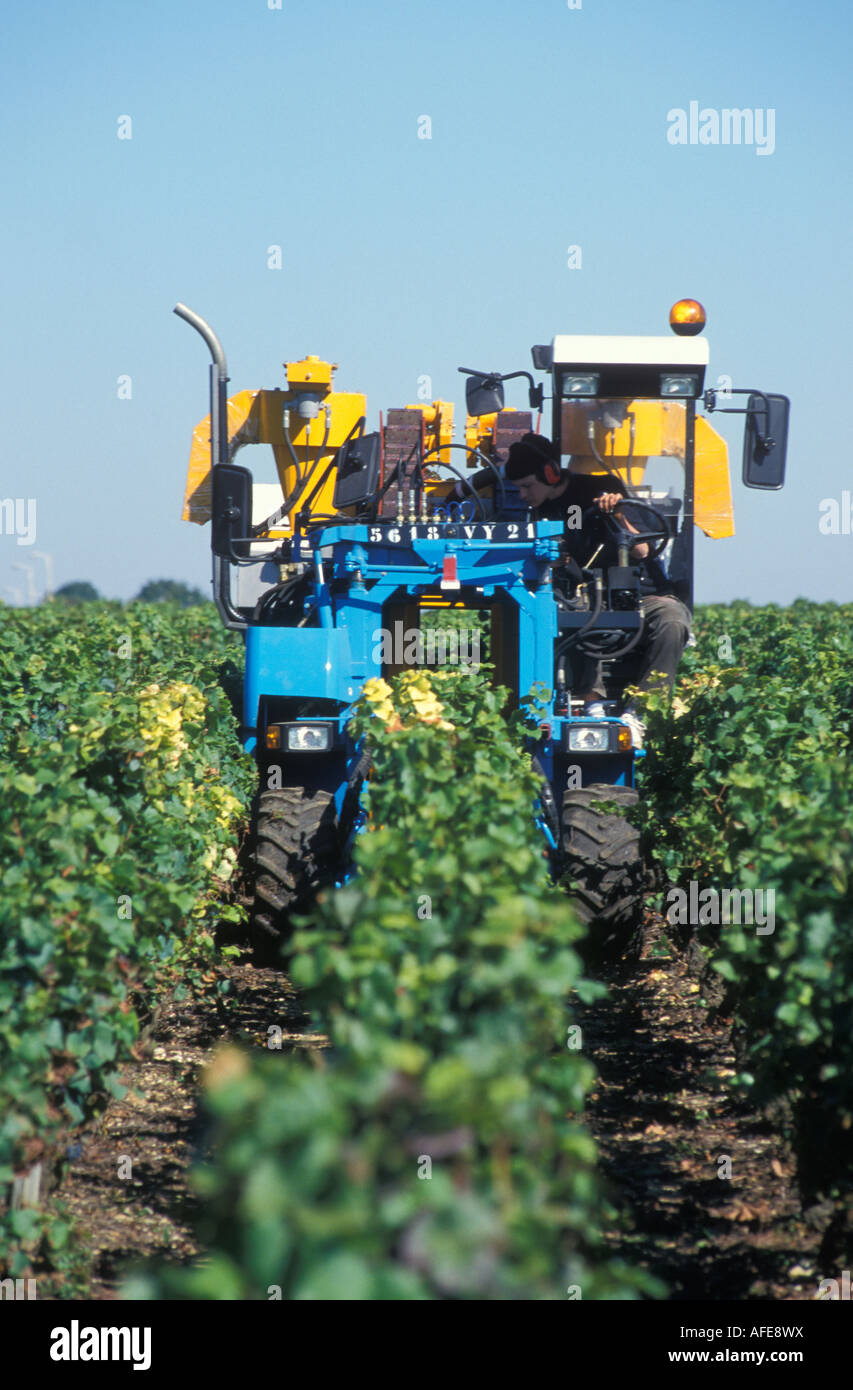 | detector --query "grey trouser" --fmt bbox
[578,595,692,700]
